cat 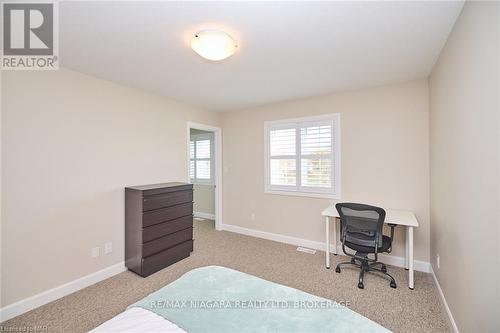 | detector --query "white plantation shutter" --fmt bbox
[300,124,332,188]
[190,140,195,159]
[270,128,296,156]
[189,140,195,179]
[196,140,210,159]
[196,160,211,179]
[265,115,340,197]
[269,127,296,186]
[190,134,214,184]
